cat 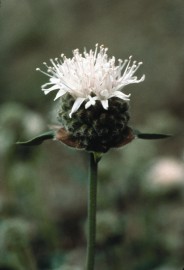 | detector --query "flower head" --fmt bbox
[37,44,145,117]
